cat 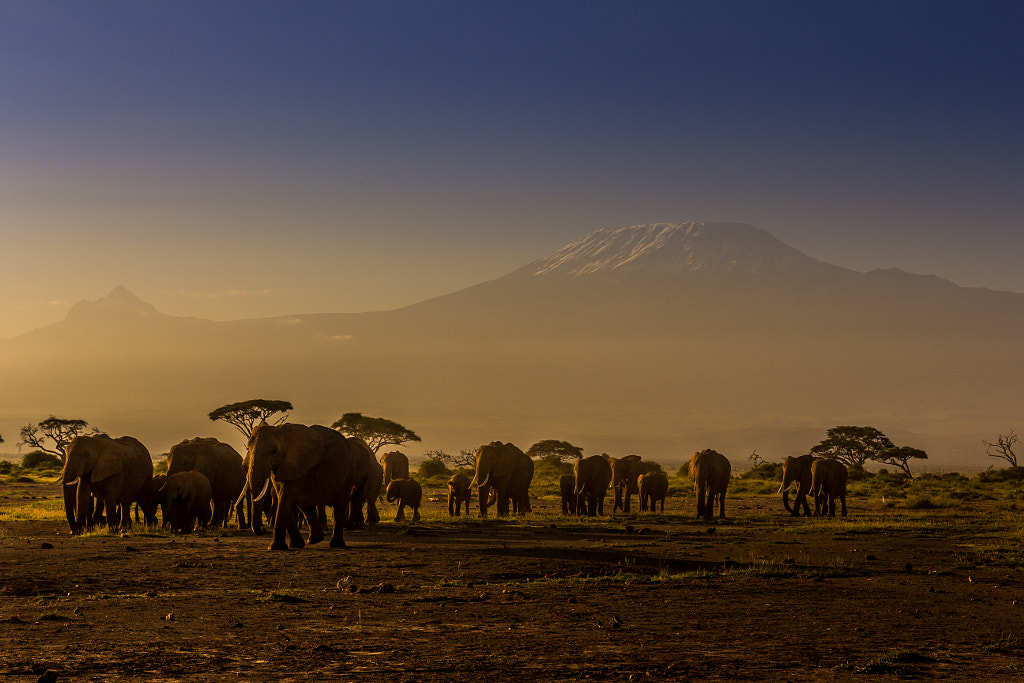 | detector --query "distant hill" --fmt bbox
[2,222,1020,468]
